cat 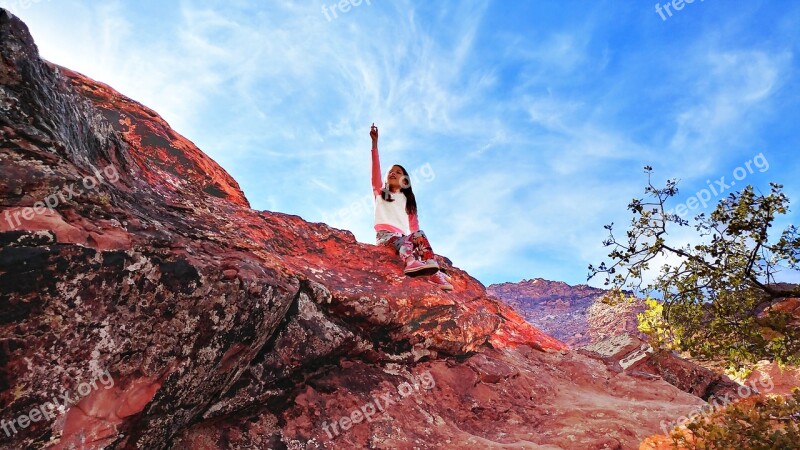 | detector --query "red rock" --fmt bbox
[54,373,164,450]
[115,375,164,418]
[0,9,712,449]
[466,352,518,383]
[0,207,89,246]
[580,333,743,403]
[222,269,238,280]
[173,347,707,449]
[580,333,653,371]
[56,70,251,210]
[757,297,800,328]
[743,360,800,396]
